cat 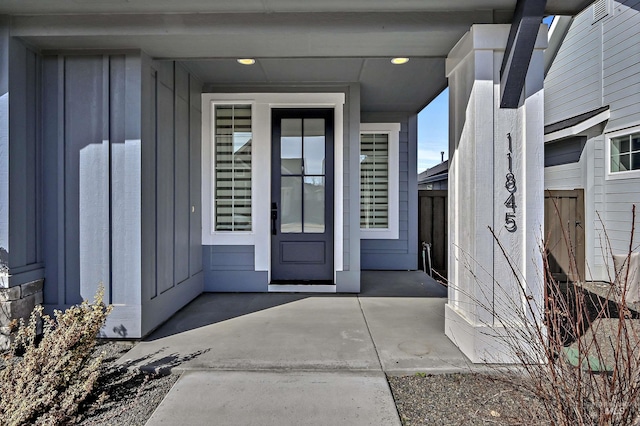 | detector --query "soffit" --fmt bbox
[4,1,592,114]
[0,0,589,15]
[184,57,446,113]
